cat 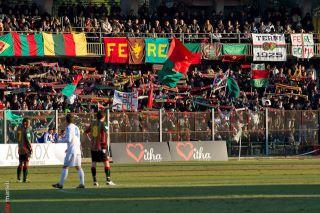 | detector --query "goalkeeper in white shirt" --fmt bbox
[52,114,85,189]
